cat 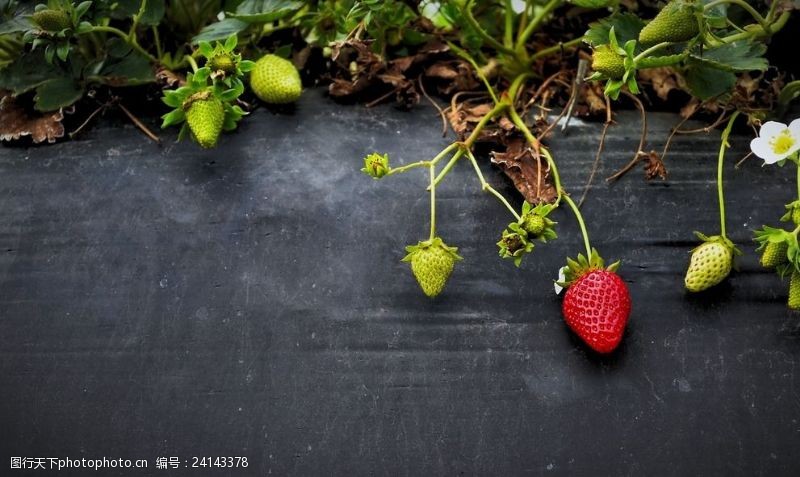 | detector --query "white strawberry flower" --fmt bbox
[750,119,800,164]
